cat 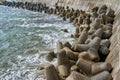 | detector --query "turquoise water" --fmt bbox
[0,5,75,80]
